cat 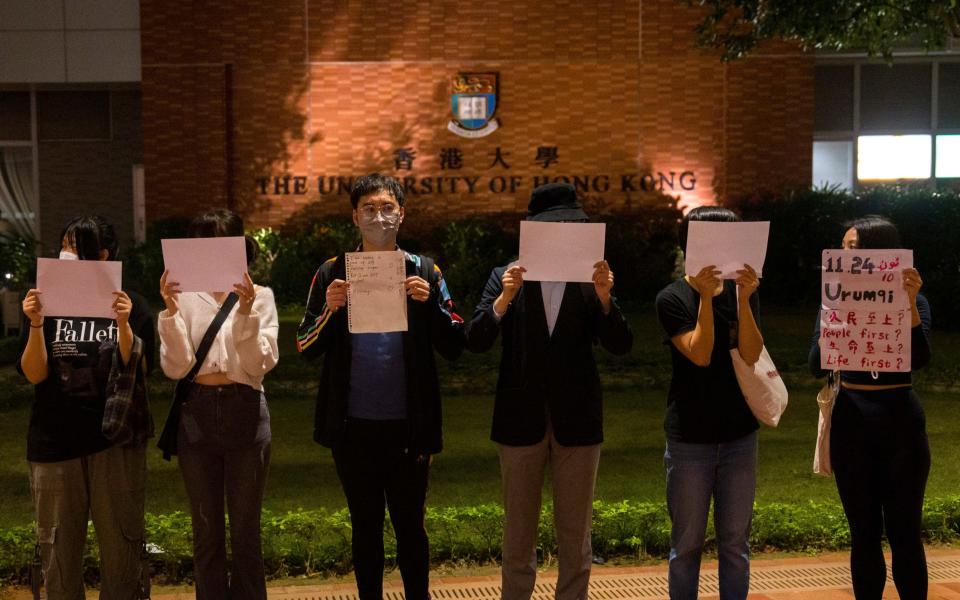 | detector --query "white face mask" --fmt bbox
[358,210,401,248]
[59,250,78,260]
